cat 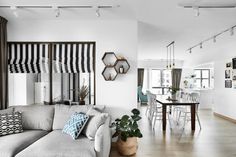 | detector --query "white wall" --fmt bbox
[184,30,236,119]
[214,59,236,119]
[138,59,184,69]
[7,19,138,110]
[9,74,36,106]
[9,74,27,105]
